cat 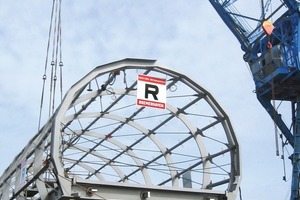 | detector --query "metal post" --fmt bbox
[292,7,300,198]
[291,97,300,199]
